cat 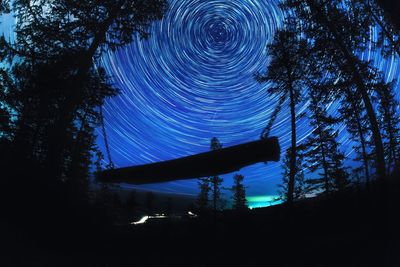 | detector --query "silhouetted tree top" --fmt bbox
[232,174,247,210]
[279,147,306,201]
[283,0,387,181]
[376,0,400,30]
[256,26,308,205]
[303,89,349,194]
[0,1,9,13]
[0,0,168,184]
[210,137,222,151]
[0,0,167,69]
[197,178,210,212]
